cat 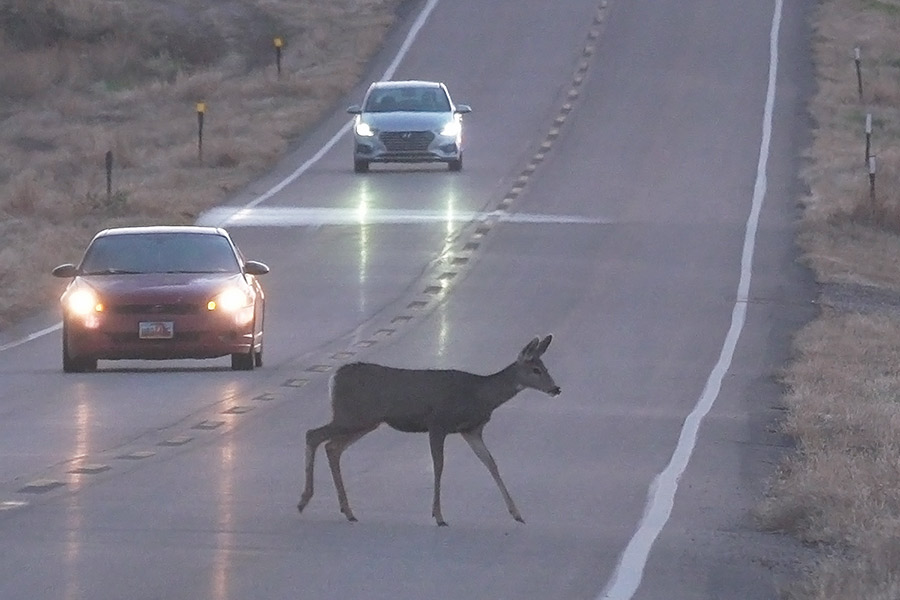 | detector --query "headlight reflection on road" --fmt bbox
[436,187,459,361]
[356,179,372,315]
[212,441,235,600]
[212,382,238,600]
[64,383,91,600]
